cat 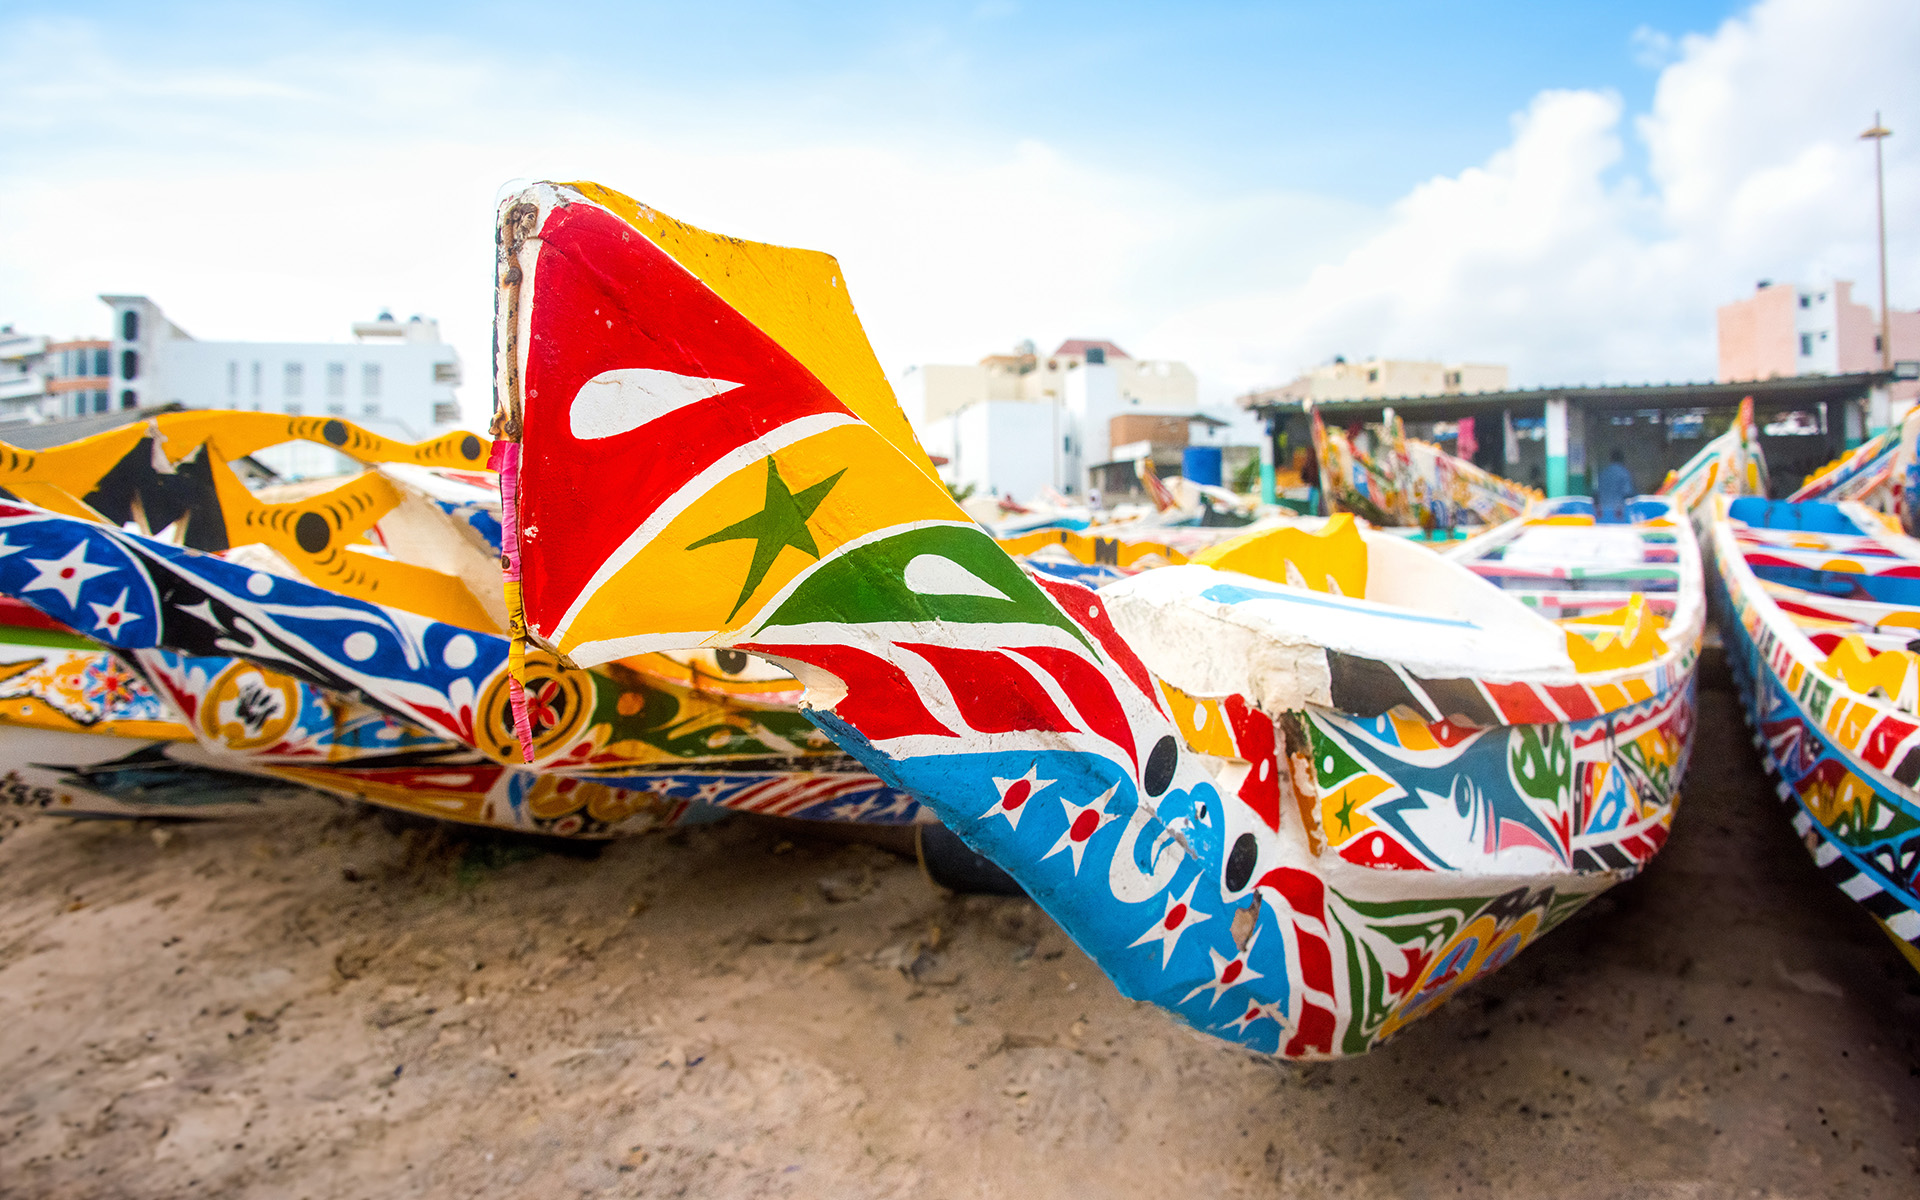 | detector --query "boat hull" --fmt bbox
[1710,500,1920,969]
